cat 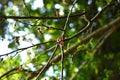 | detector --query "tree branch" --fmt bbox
[0,65,33,79]
[0,67,18,79]
[28,17,120,79]
[0,12,86,20]
[23,0,31,16]
[0,40,55,57]
[65,2,116,41]
[35,45,59,80]
[93,24,117,53]
[70,22,118,80]
[51,17,120,64]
